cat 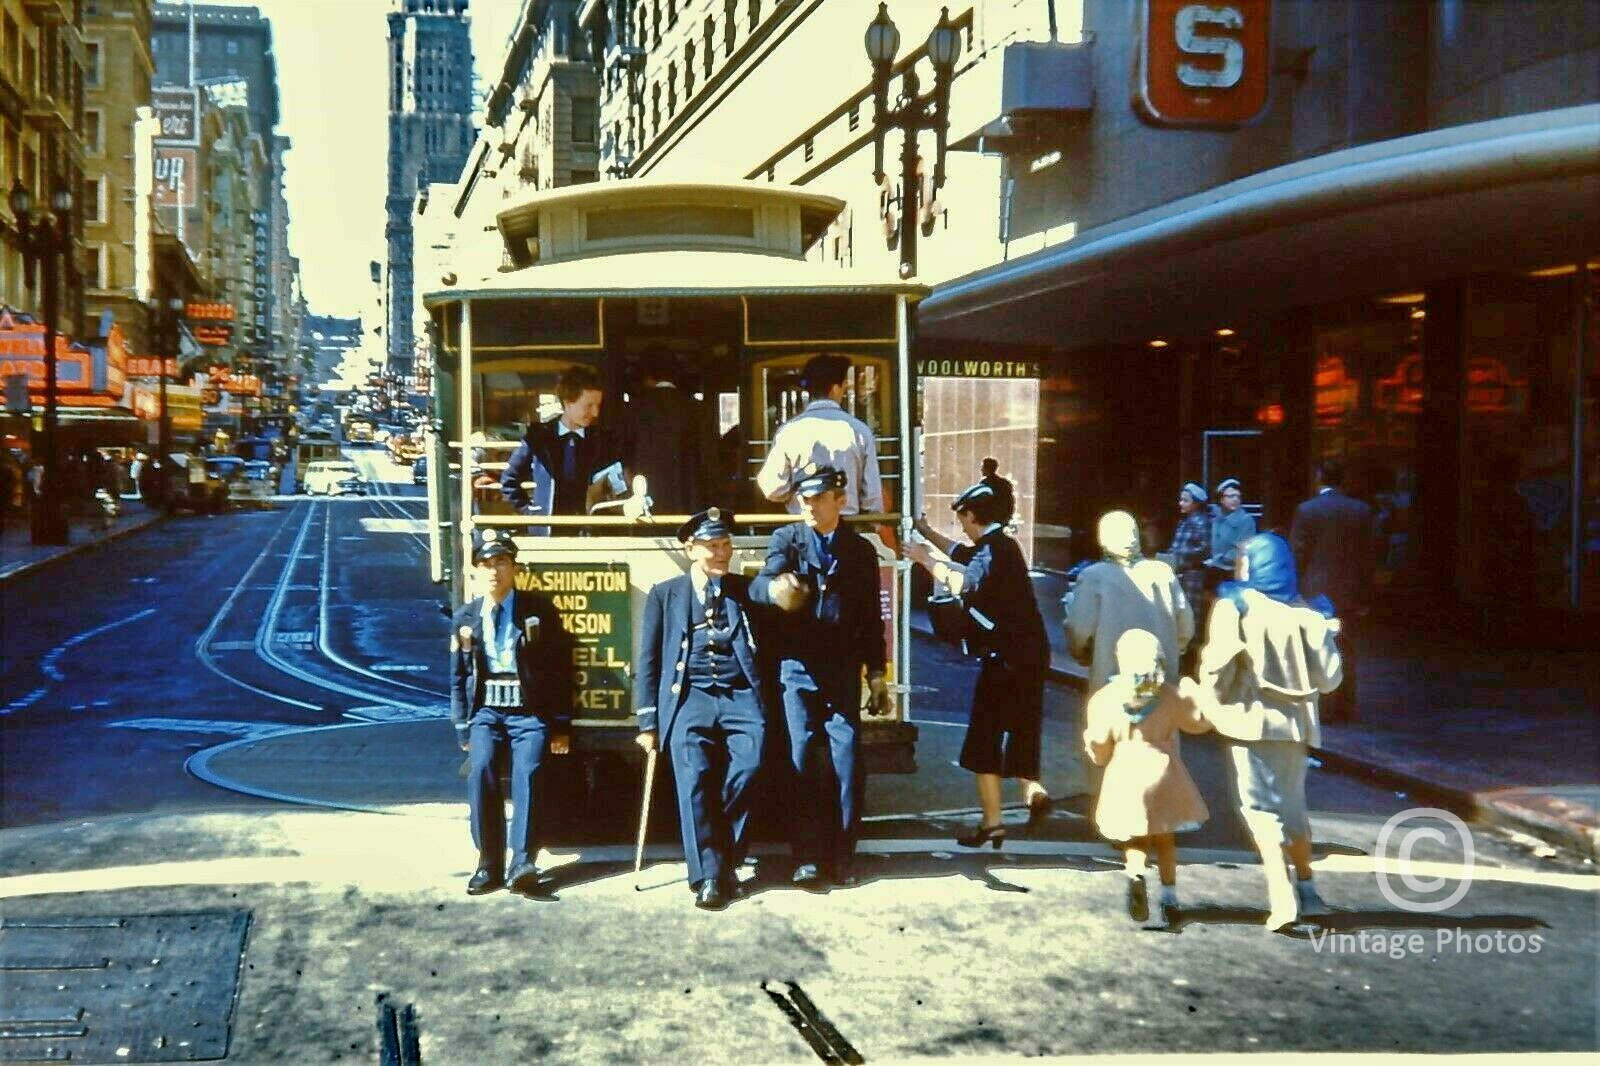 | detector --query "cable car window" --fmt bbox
[585,204,755,242]
[744,294,897,344]
[474,298,602,350]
